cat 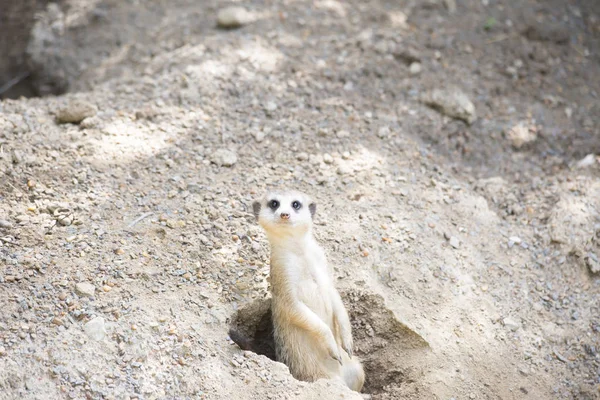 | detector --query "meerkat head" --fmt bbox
[252,191,316,237]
